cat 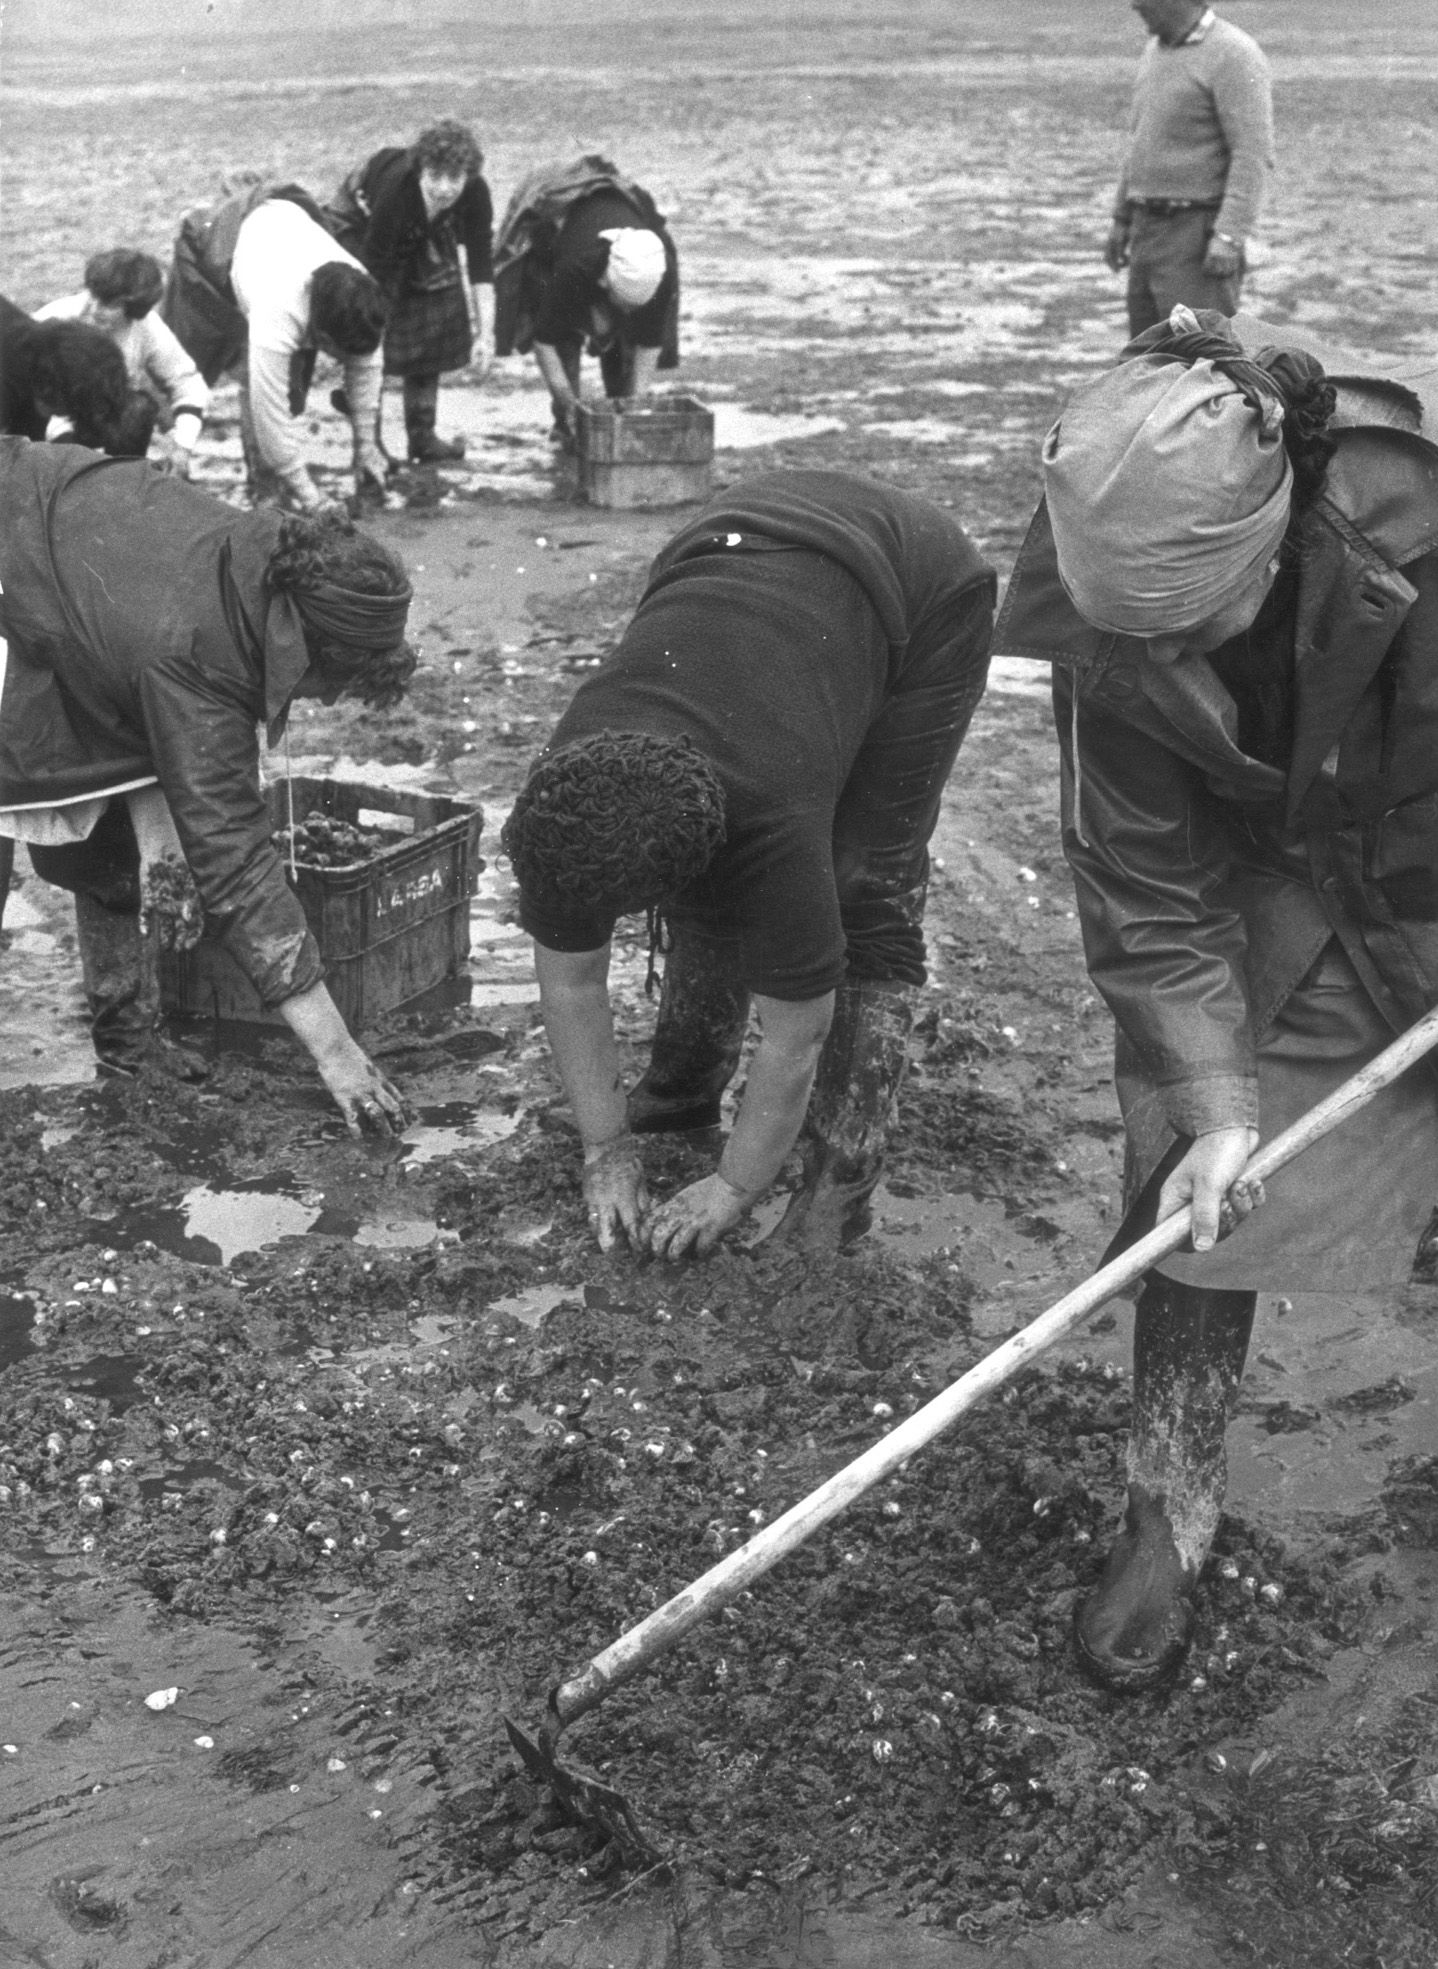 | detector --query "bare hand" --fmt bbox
[646,1172,756,1262]
[582,1134,650,1253]
[155,442,193,480]
[316,1047,408,1137]
[1104,219,1132,273]
[1203,233,1243,279]
[1157,1125,1262,1252]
